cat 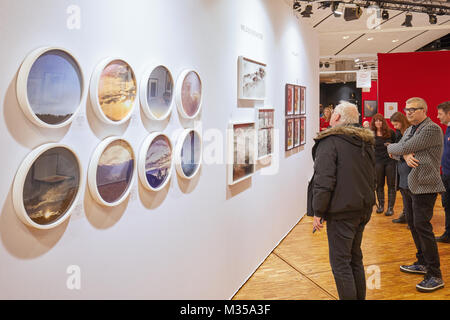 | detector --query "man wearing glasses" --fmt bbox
[387,97,445,293]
